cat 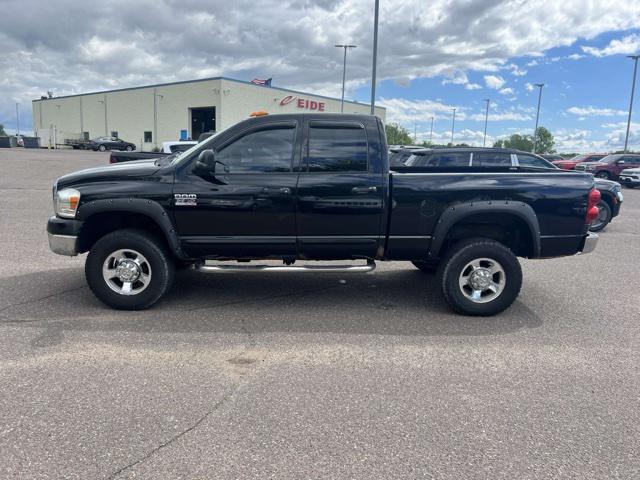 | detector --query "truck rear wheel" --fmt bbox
[438,238,522,316]
[85,229,174,310]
